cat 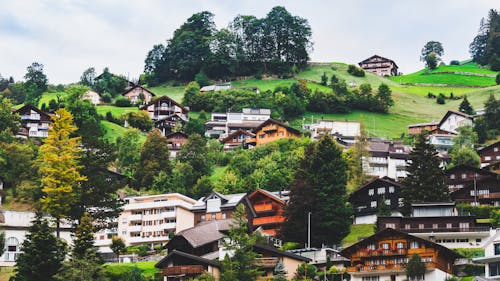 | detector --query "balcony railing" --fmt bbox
[478,193,500,199]
[347,262,435,273]
[253,216,285,225]
[263,125,278,132]
[162,265,205,276]
[254,203,274,212]
[254,257,279,268]
[357,248,407,257]
[399,226,490,233]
